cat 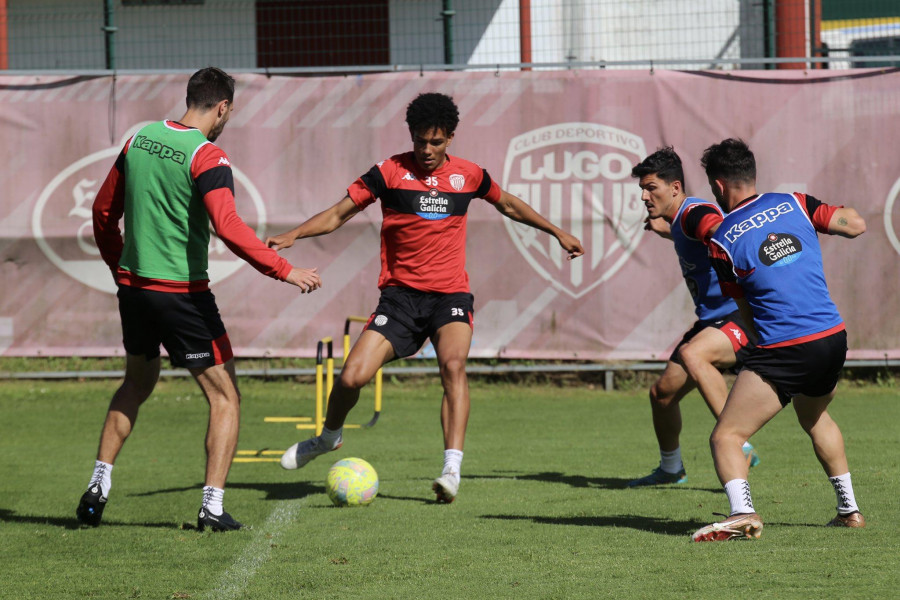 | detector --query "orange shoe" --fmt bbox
[826,511,866,528]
